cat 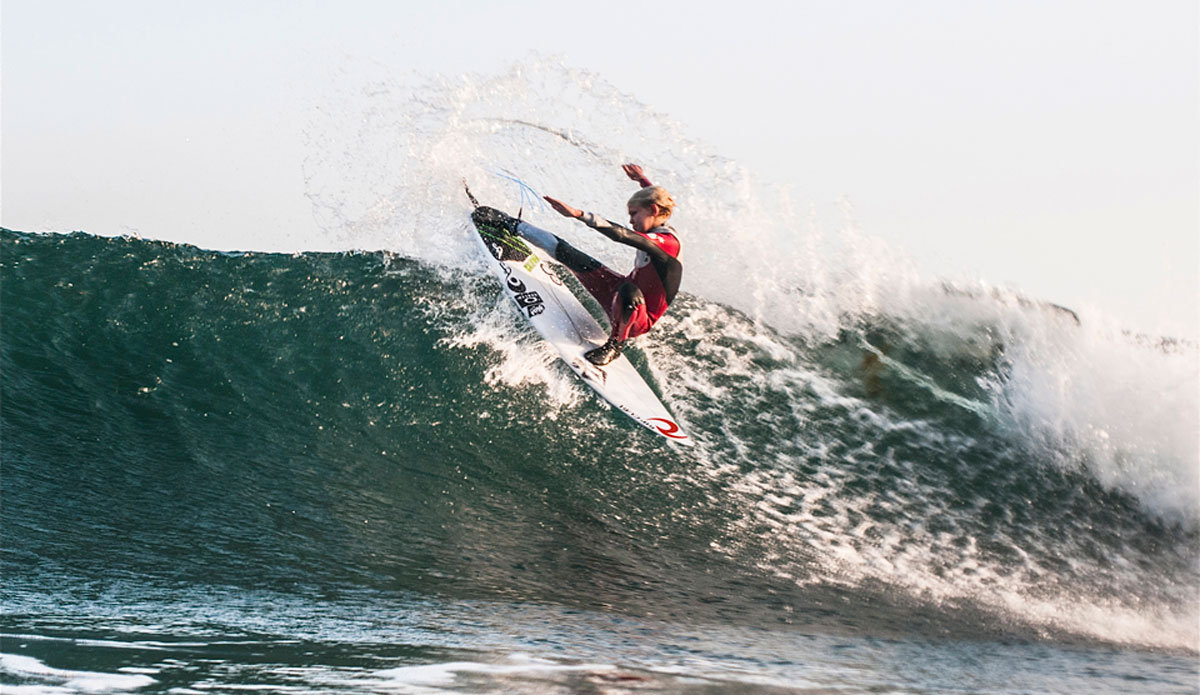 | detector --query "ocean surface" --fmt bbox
[3,62,1198,693]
